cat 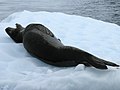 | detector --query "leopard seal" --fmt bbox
[5,23,119,69]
